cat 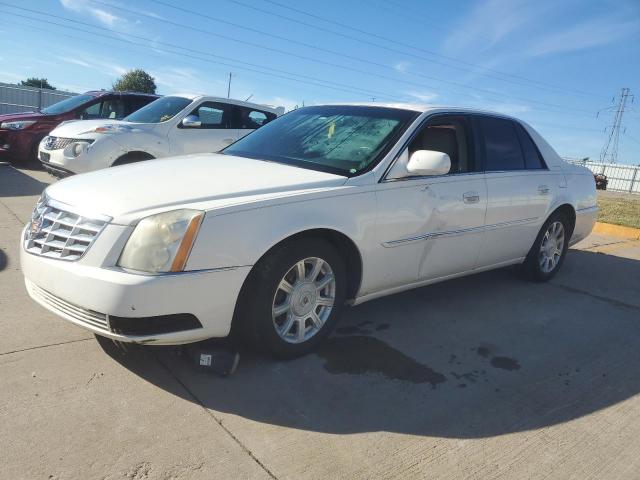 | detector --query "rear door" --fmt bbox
[475,115,558,266]
[168,101,239,155]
